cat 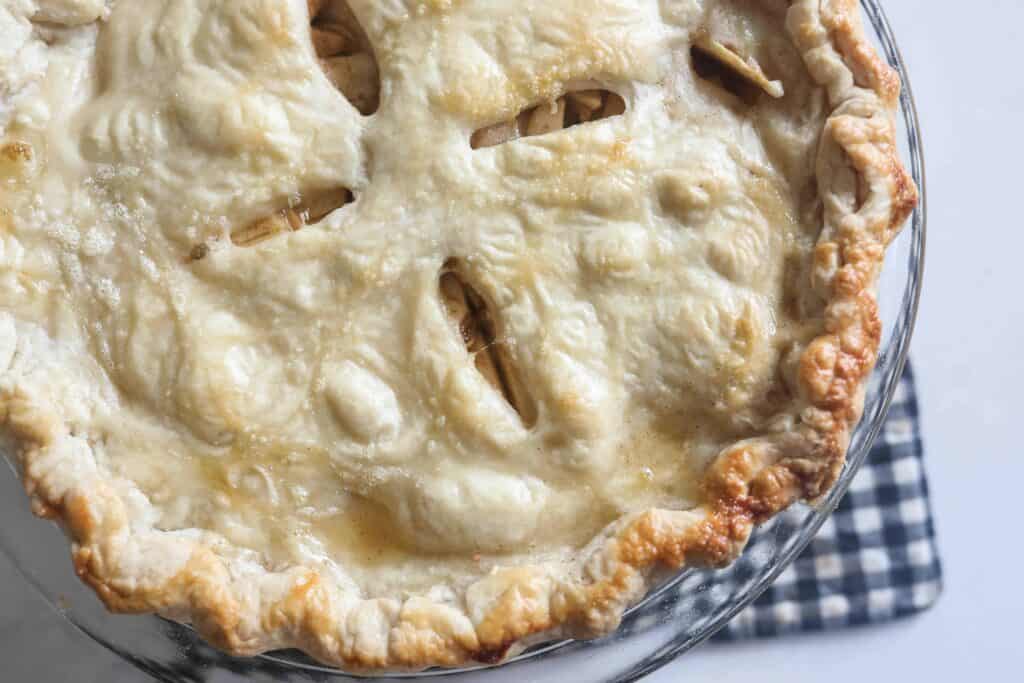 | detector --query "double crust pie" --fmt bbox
[0,0,916,670]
